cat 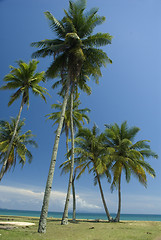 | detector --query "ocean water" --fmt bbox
[0,209,161,221]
